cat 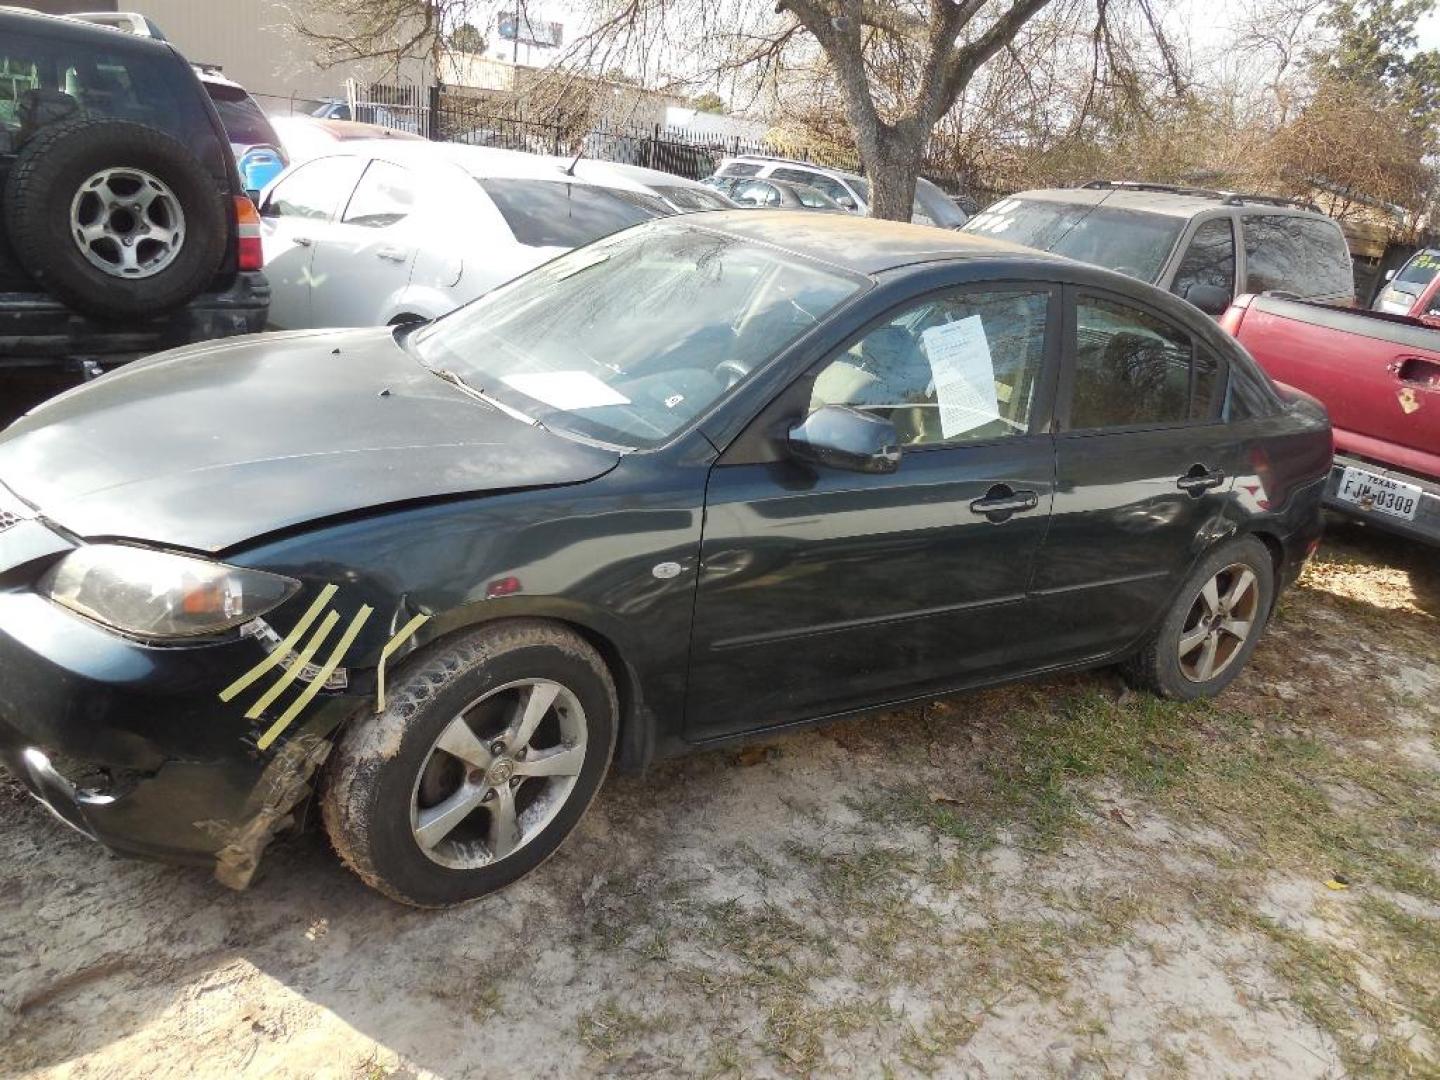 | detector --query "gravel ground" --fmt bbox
[1,520,1436,1079]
